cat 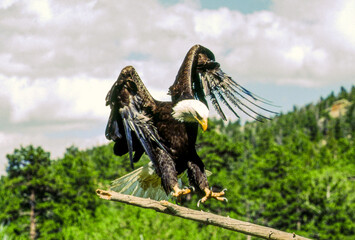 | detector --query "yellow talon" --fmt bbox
[172,185,192,198]
[197,188,227,207]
